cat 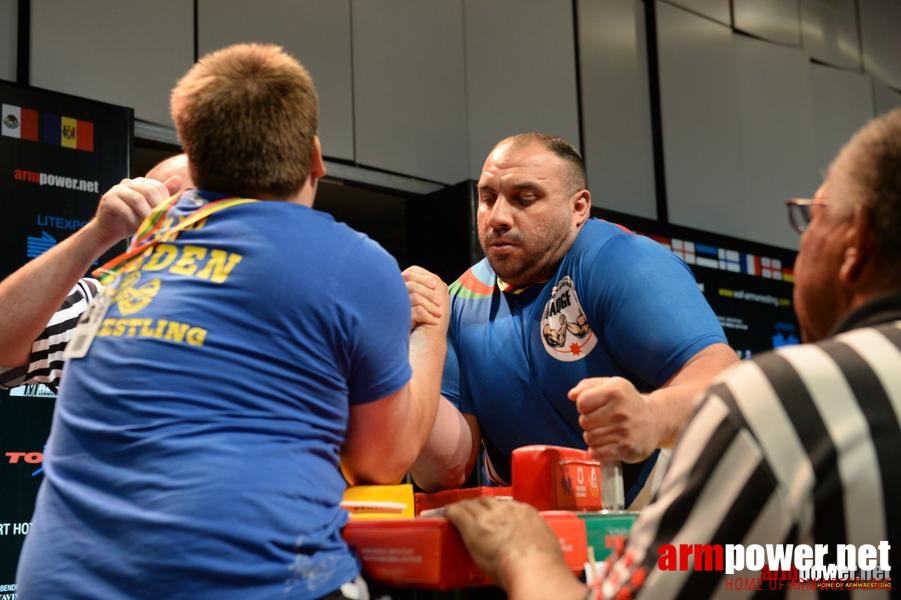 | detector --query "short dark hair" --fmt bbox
[170,43,319,199]
[496,133,587,193]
